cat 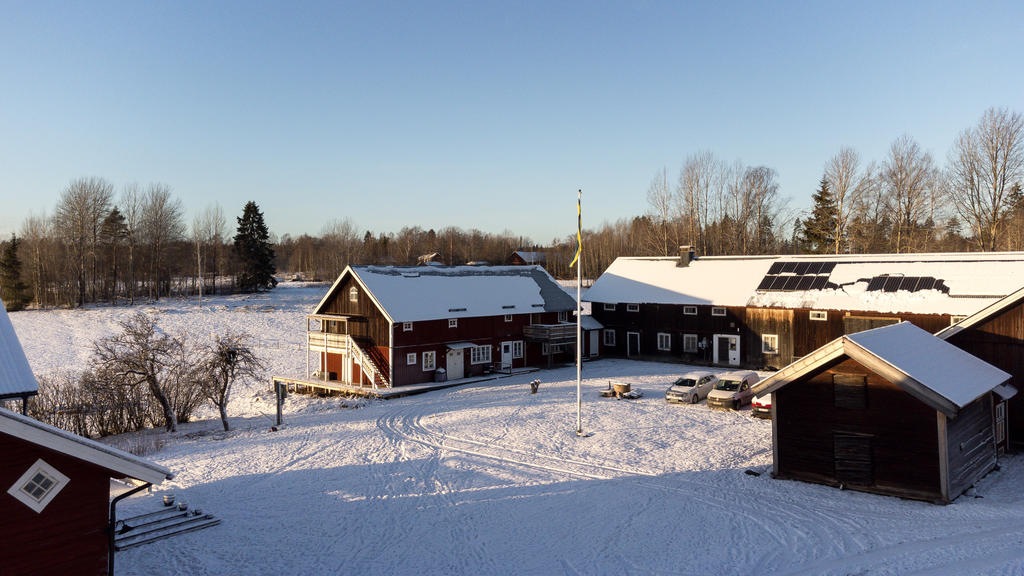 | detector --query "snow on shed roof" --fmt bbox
[317,265,576,323]
[587,252,1024,315]
[0,299,38,399]
[754,322,1014,417]
[0,407,172,484]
